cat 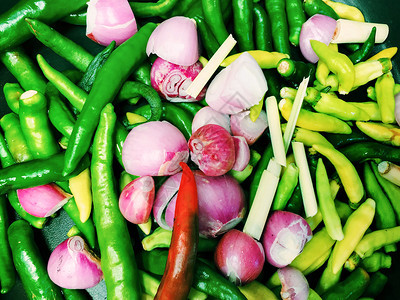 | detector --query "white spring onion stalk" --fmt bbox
[266,96,286,167]
[292,142,318,218]
[186,35,237,99]
[378,161,400,186]
[243,158,282,240]
[331,19,389,44]
[283,77,310,152]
